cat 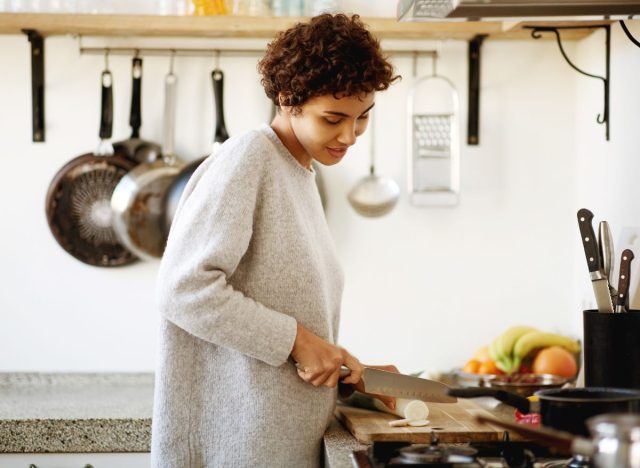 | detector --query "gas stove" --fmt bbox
[349,434,591,468]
